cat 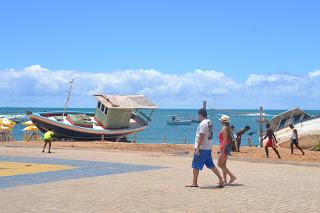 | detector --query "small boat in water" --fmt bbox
[263,108,320,149]
[167,115,192,125]
[27,94,157,141]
